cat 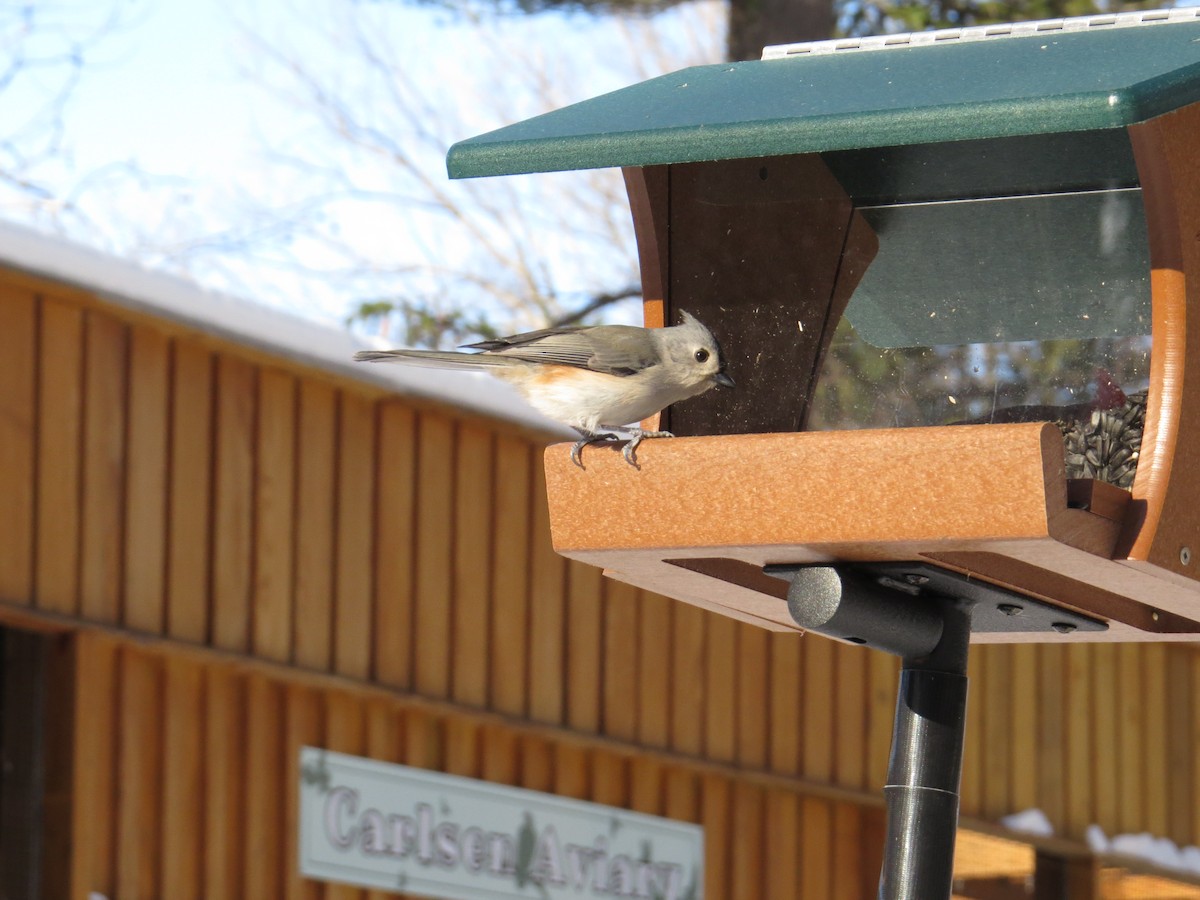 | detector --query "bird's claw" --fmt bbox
[569,432,619,468]
[621,429,674,468]
[569,429,674,468]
